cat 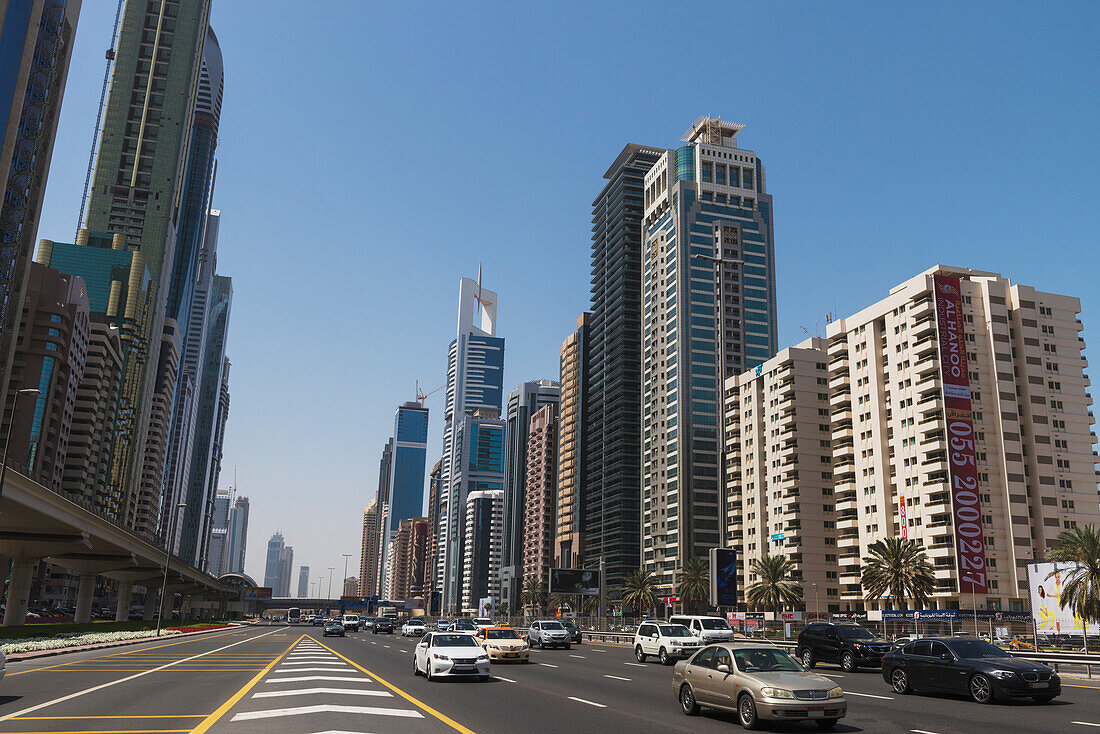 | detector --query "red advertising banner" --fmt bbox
[899,494,908,540]
[933,275,988,594]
